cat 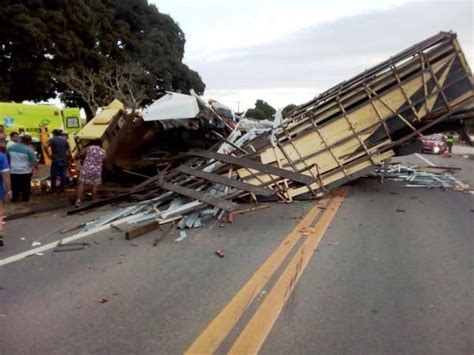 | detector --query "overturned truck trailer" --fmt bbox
[71,32,473,218]
[233,31,474,199]
[155,32,473,206]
